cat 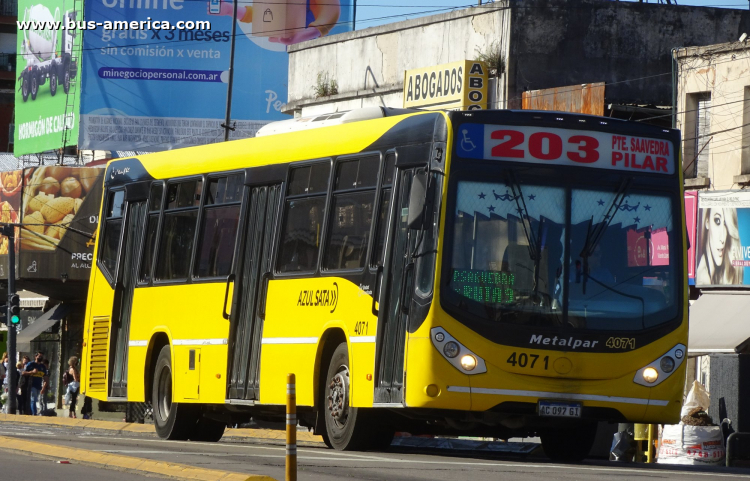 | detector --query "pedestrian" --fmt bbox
[22,352,48,416]
[14,361,24,414]
[18,355,30,415]
[64,356,80,418]
[41,358,51,414]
